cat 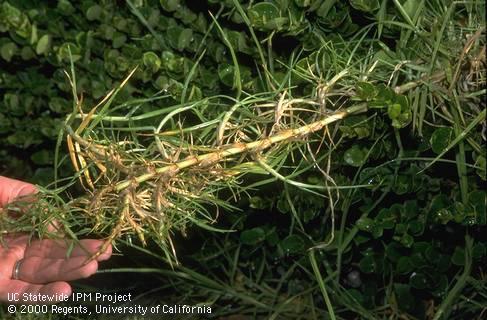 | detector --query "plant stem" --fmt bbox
[433,235,473,320]
[112,103,368,191]
[309,250,336,320]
